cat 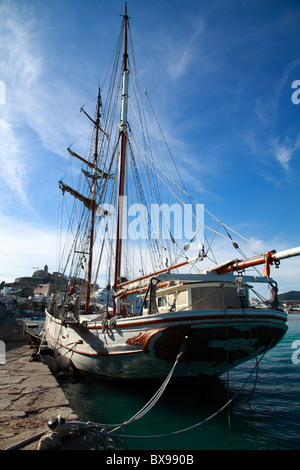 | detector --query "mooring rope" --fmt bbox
[106,340,187,433]
[33,352,264,451]
[5,337,186,450]
[5,335,271,450]
[98,353,265,441]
